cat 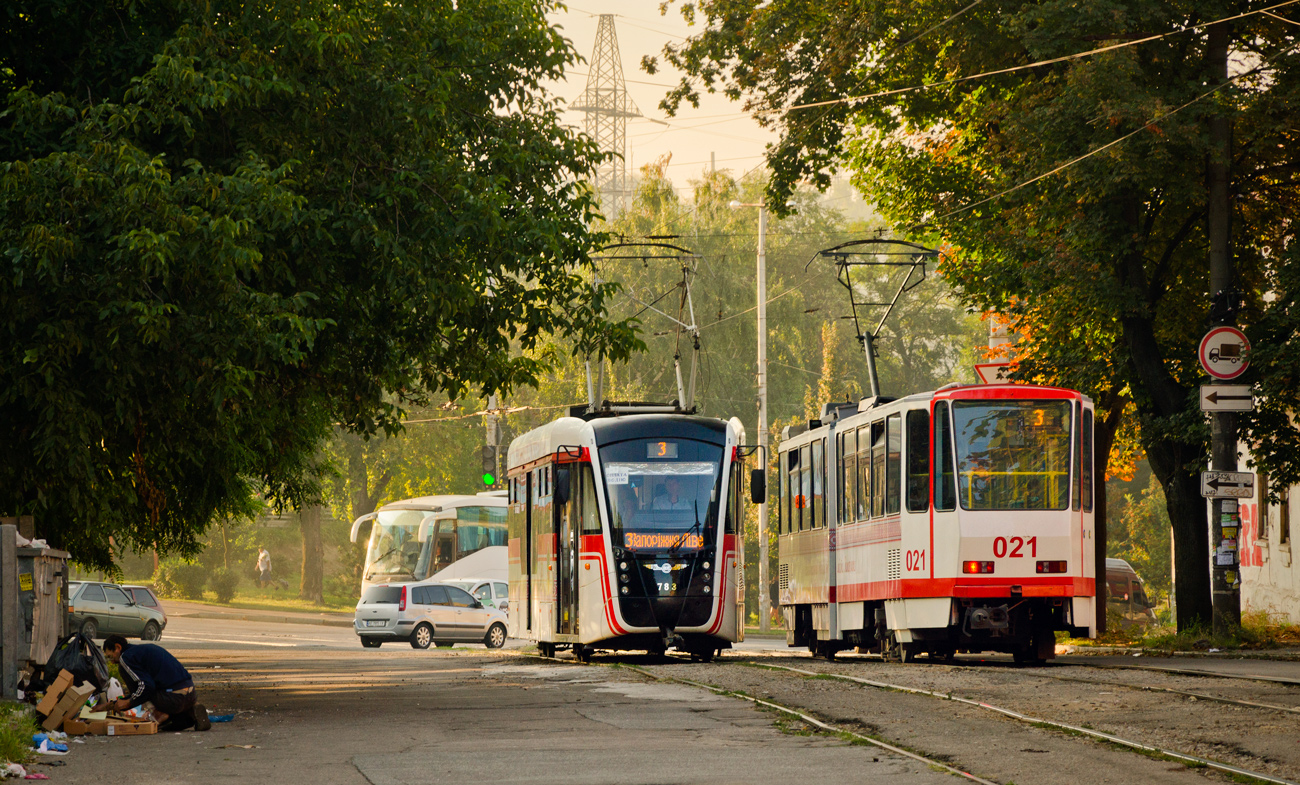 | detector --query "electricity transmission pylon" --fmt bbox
[571,14,642,216]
